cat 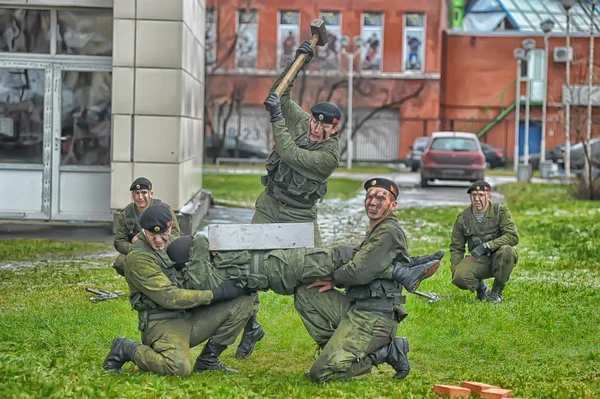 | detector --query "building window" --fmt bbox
[277,10,300,70]
[236,9,258,69]
[0,9,51,53]
[361,12,383,71]
[314,11,342,70]
[57,10,113,56]
[403,13,425,73]
[206,8,217,70]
